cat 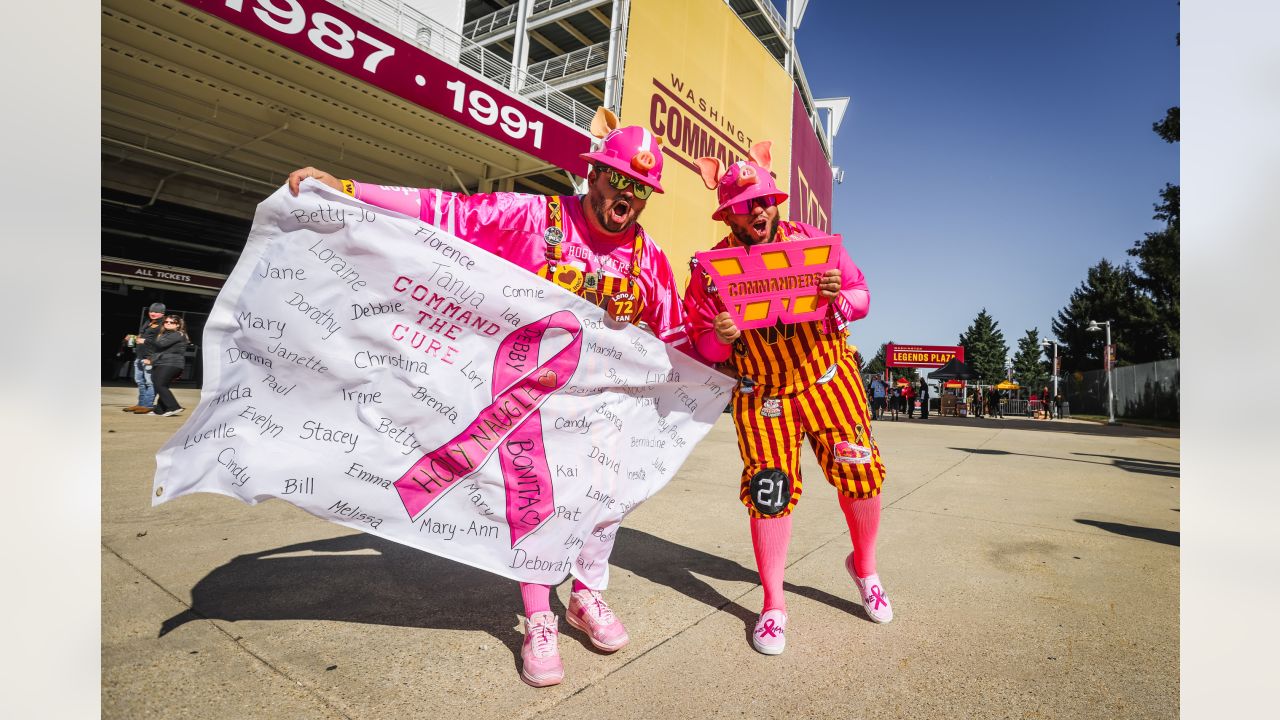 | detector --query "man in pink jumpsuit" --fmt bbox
[287,107,689,688]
